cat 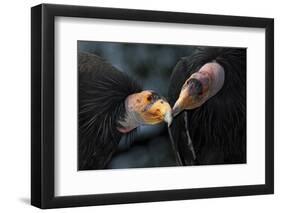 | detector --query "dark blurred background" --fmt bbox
[78,41,195,169]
